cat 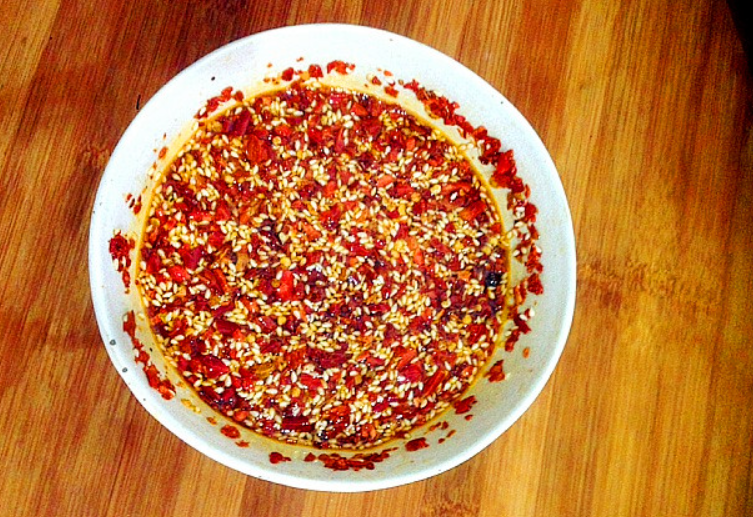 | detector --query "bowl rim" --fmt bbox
[89,22,577,492]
